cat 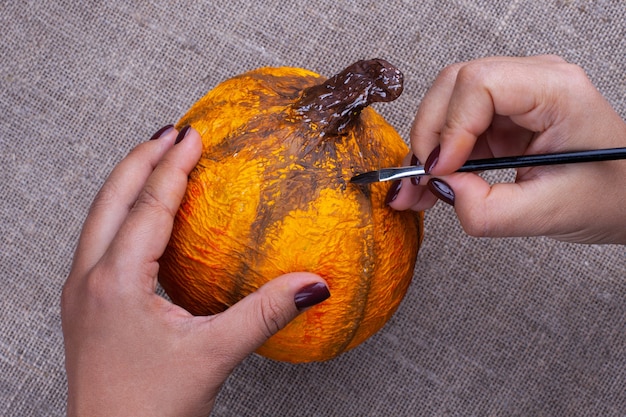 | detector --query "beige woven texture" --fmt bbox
[1,1,625,416]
